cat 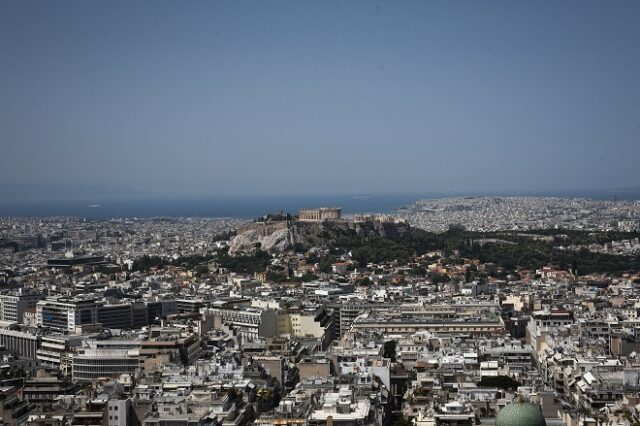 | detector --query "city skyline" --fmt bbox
[3,3,640,425]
